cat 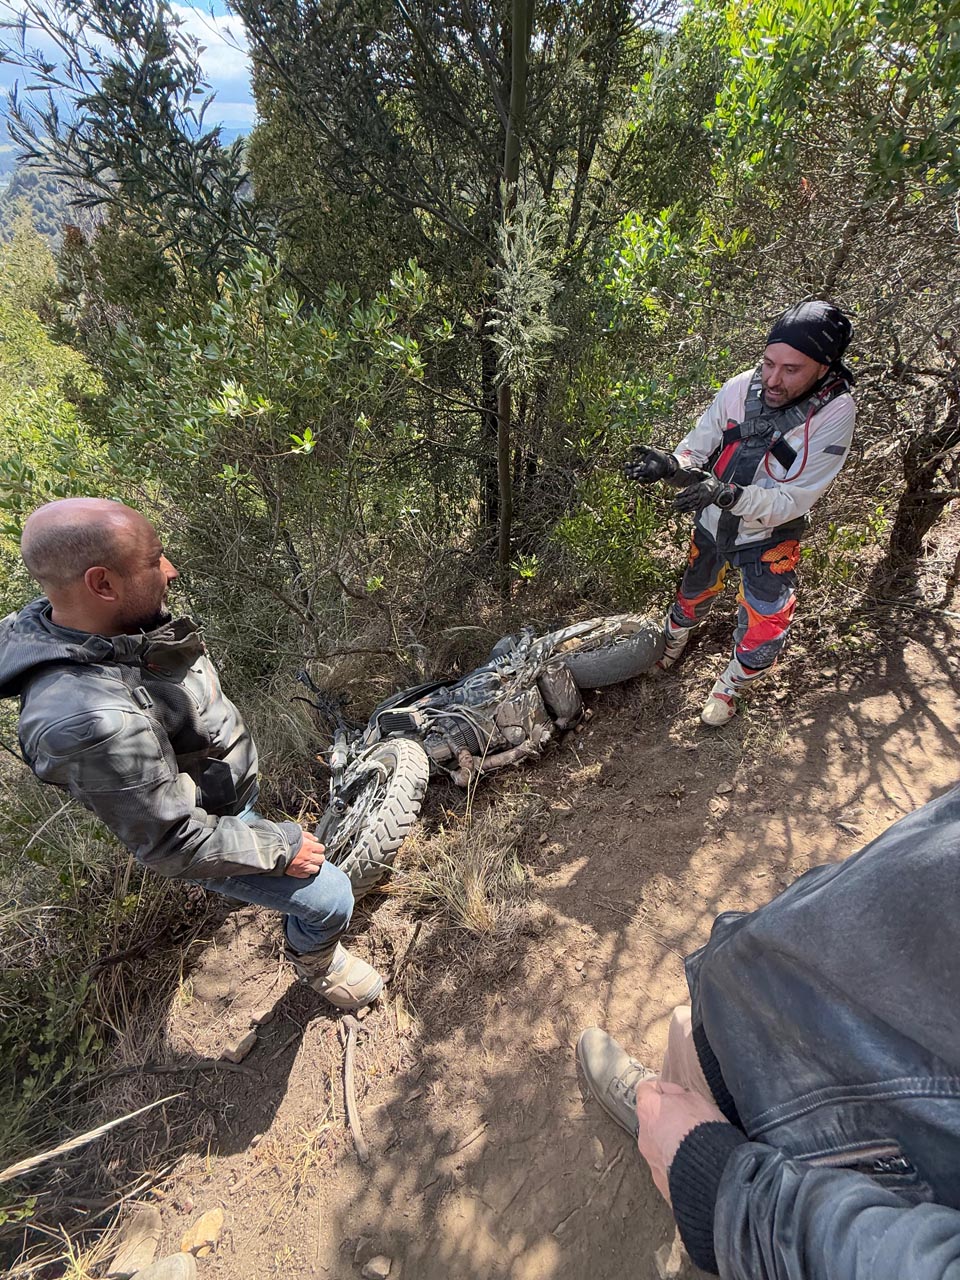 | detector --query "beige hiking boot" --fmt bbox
[701,680,738,727]
[286,942,384,1010]
[576,1026,656,1136]
[701,655,771,727]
